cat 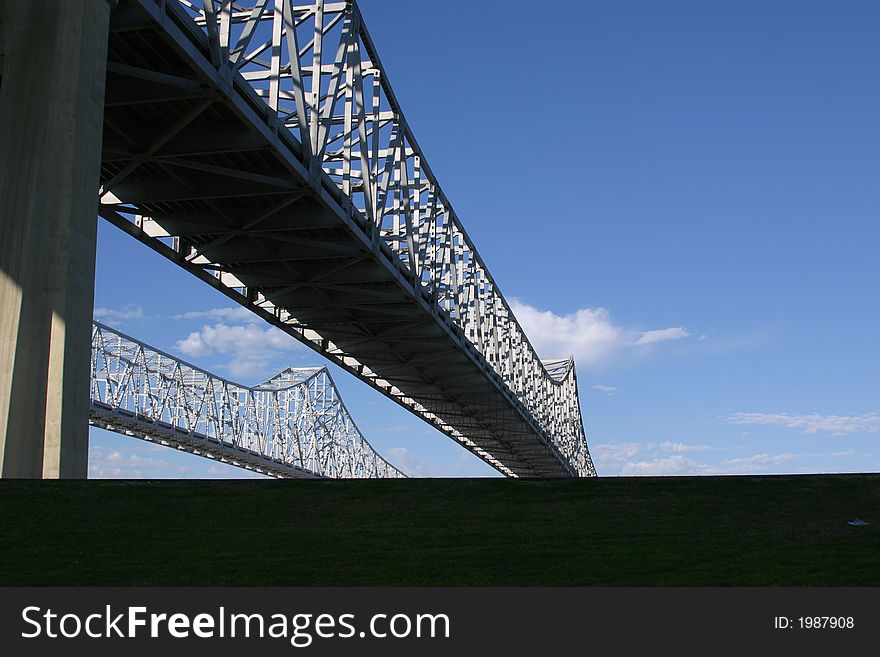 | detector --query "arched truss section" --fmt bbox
[89,321,405,478]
